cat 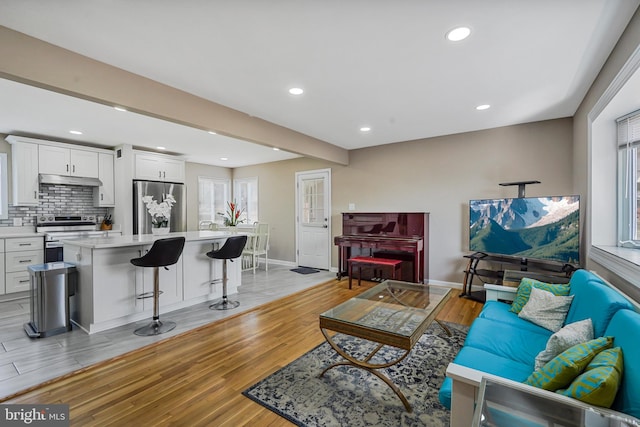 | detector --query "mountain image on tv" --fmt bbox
[469,196,580,265]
